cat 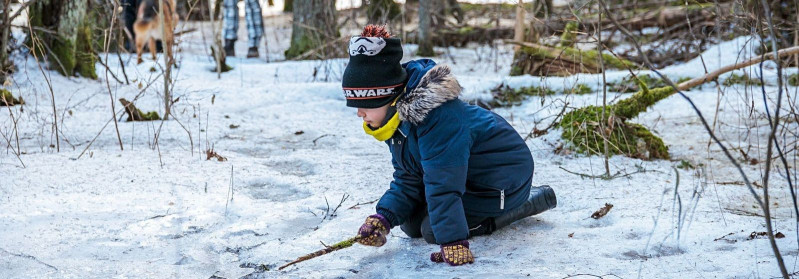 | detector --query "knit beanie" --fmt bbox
[342,26,407,108]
